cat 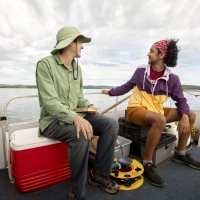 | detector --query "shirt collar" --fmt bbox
[53,52,63,65]
[53,52,77,70]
